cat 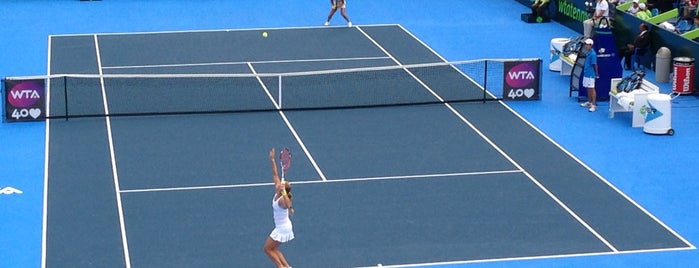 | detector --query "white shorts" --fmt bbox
[582,76,596,88]
[269,223,294,243]
[332,0,346,9]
